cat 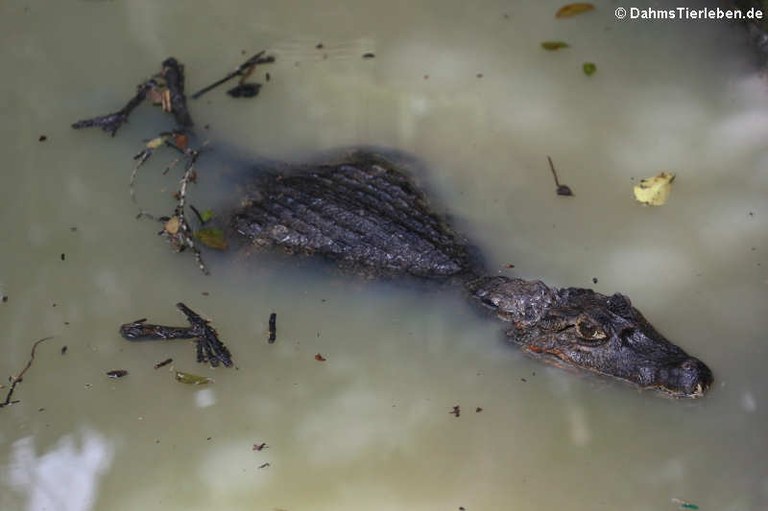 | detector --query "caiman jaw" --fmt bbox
[520,340,713,398]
